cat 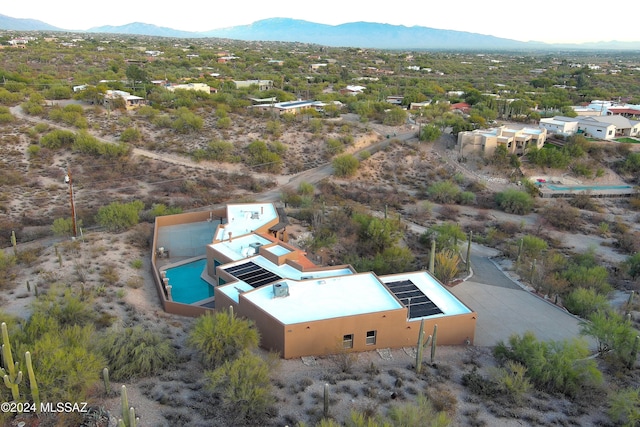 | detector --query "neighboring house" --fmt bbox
[410,101,432,110]
[450,102,471,115]
[580,116,640,138]
[233,80,273,91]
[166,83,212,94]
[457,125,547,156]
[340,85,366,96]
[310,63,327,71]
[539,116,579,137]
[152,203,476,359]
[607,107,640,119]
[386,96,404,106]
[104,90,146,110]
[576,117,616,140]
